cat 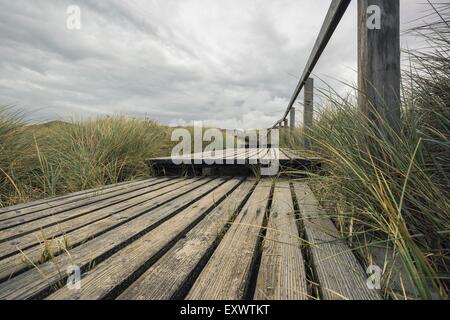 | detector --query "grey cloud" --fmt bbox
[0,0,427,128]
